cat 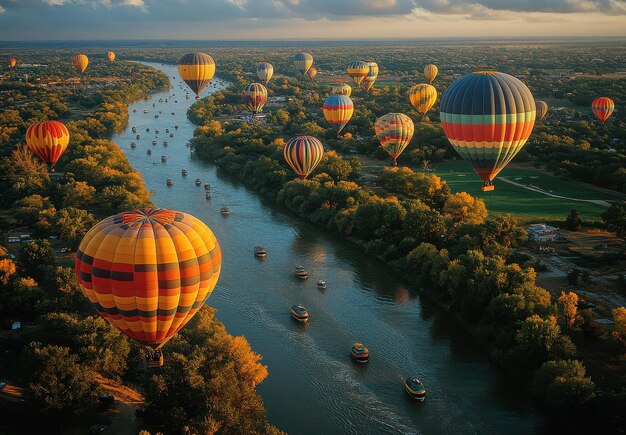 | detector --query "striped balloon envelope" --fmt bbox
[75,208,222,353]
[322,94,354,136]
[440,71,536,191]
[241,82,268,114]
[293,52,313,75]
[177,52,216,99]
[331,83,352,97]
[26,120,70,171]
[591,97,614,123]
[535,100,549,120]
[409,83,437,116]
[283,135,325,179]
[106,51,115,63]
[347,61,369,86]
[424,64,438,83]
[72,54,89,73]
[362,61,379,91]
[374,113,415,166]
[257,62,273,84]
